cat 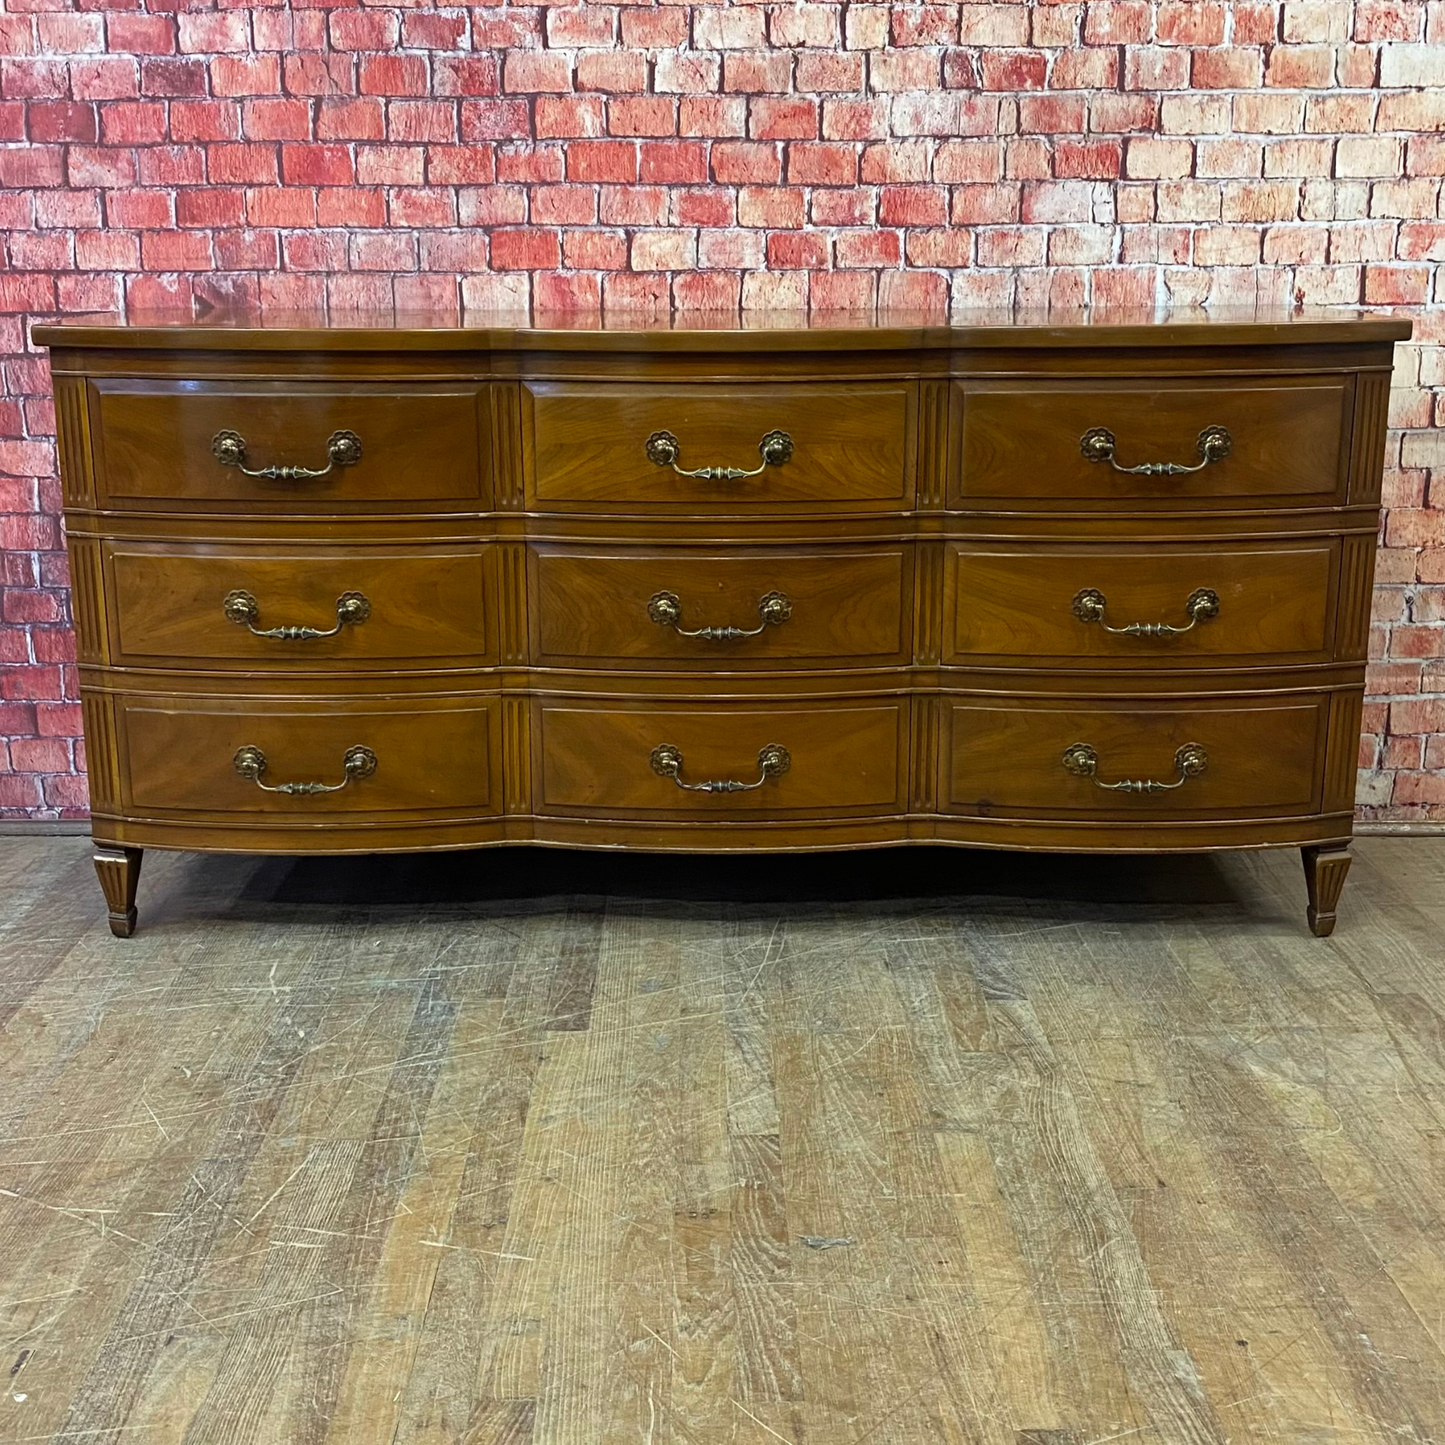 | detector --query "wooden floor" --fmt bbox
[2,837,1444,1445]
